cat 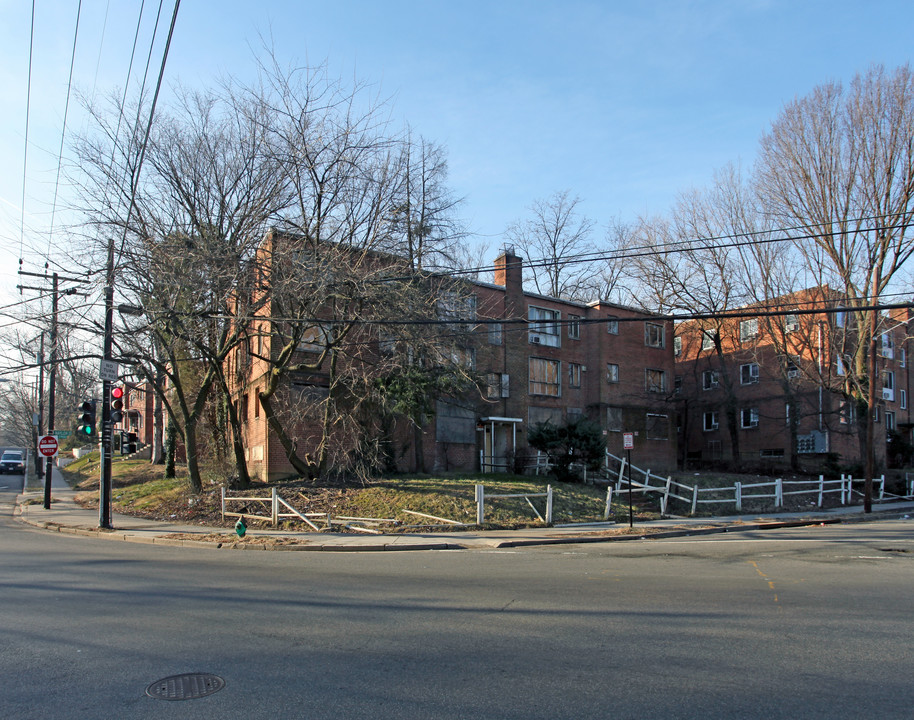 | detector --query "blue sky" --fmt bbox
[2,0,914,291]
